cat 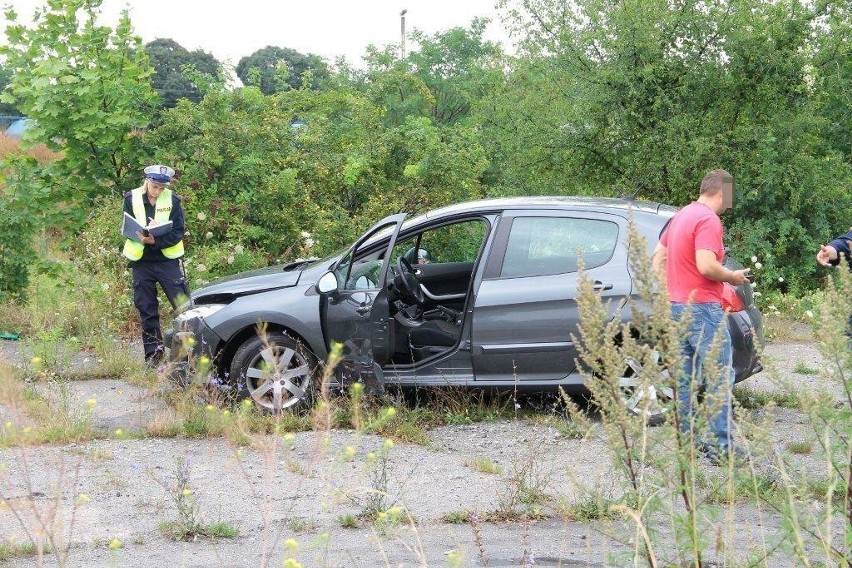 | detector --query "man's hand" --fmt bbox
[135,231,155,245]
[727,268,750,286]
[816,244,838,267]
